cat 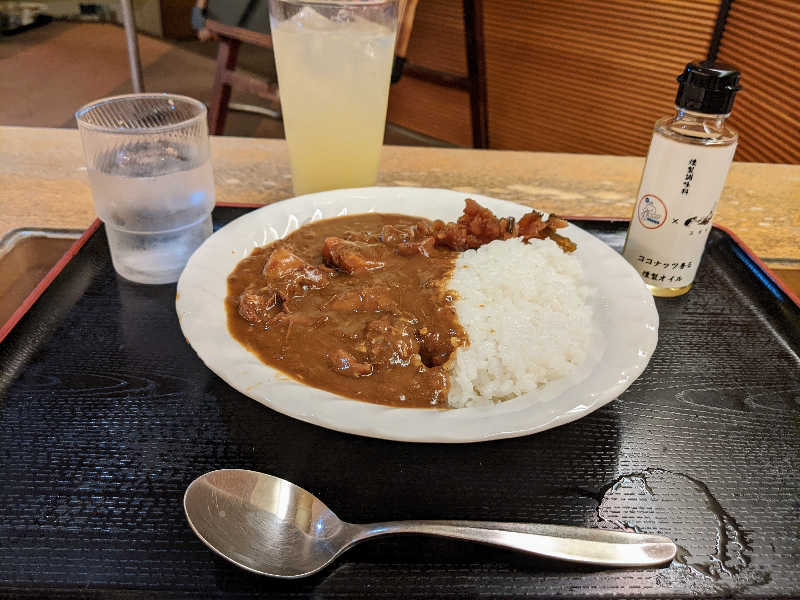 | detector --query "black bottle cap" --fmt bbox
[675,60,741,114]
